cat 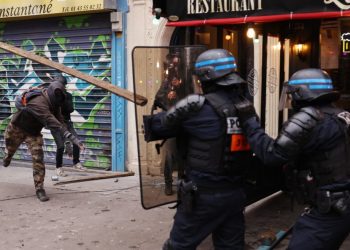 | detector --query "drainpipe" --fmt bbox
[111,0,128,171]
